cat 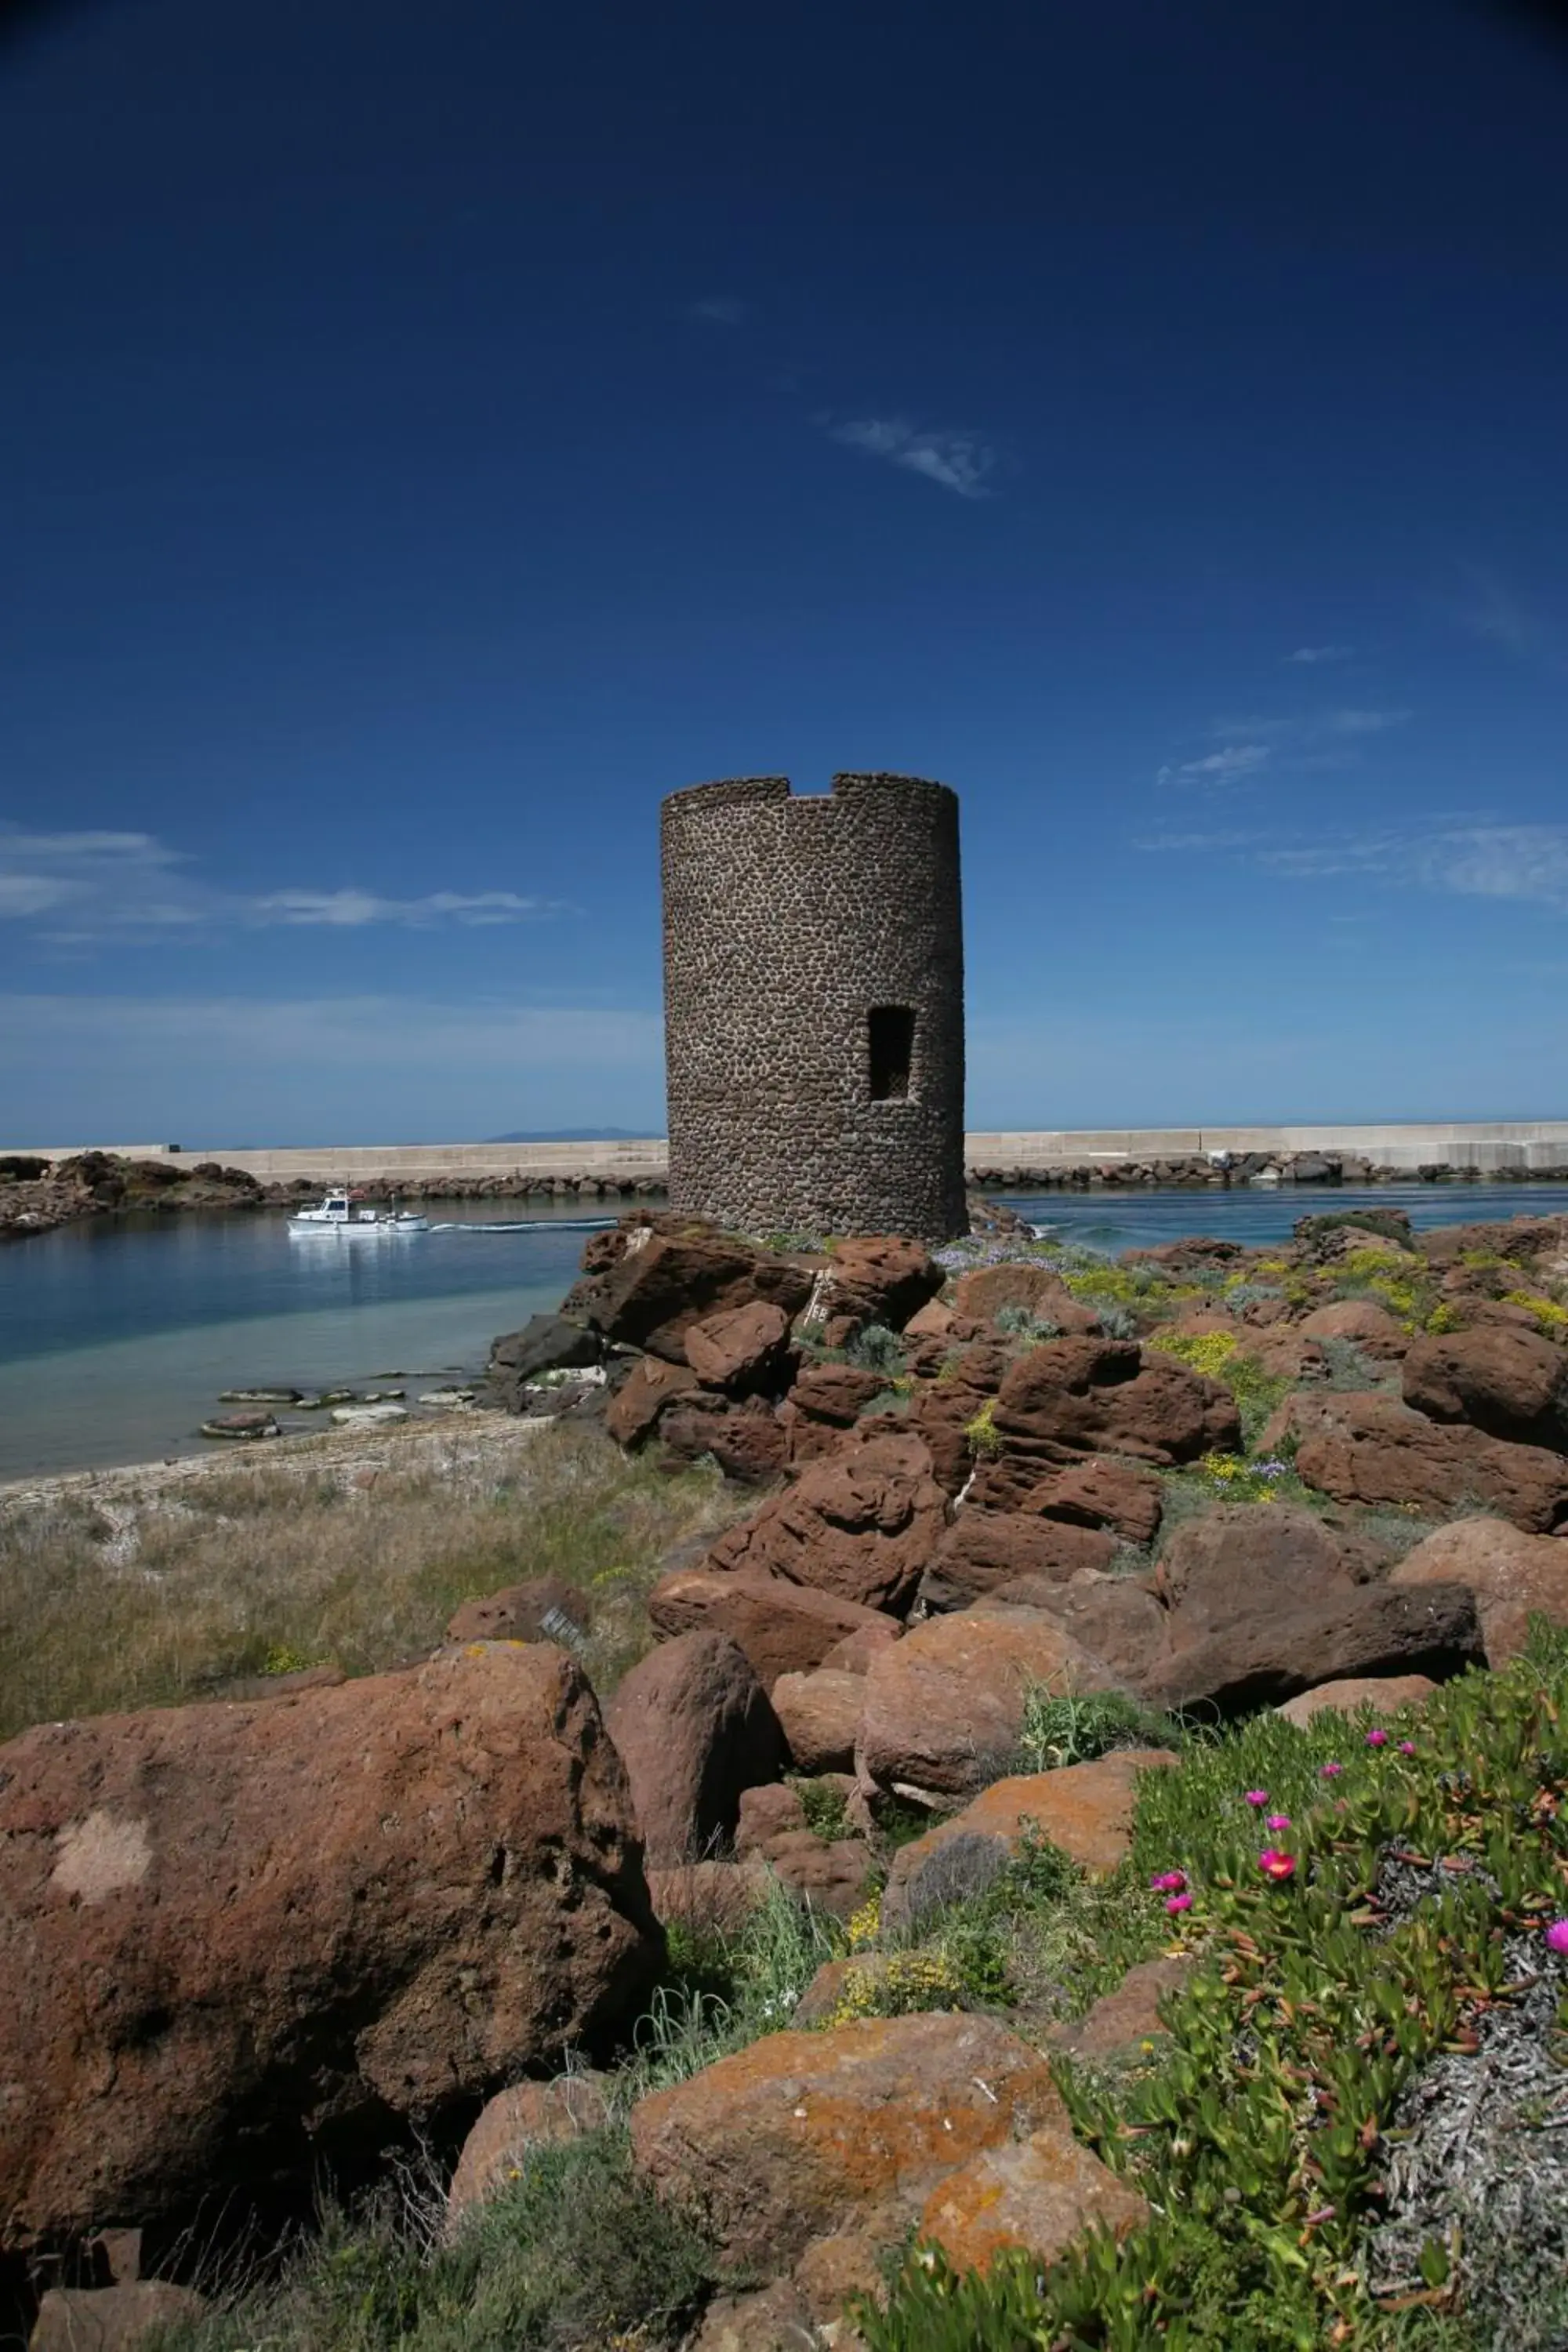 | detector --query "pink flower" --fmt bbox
[1398,1740,1417,1756]
[1545,1919,1568,1956]
[1243,1789,1269,1807]
[1258,1848,1297,1882]
[1366,1728,1389,1748]
[1149,1870,1187,1893]
[1319,1762,1344,1779]
[1165,1892,1193,1915]
[1265,1813,1292,1832]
